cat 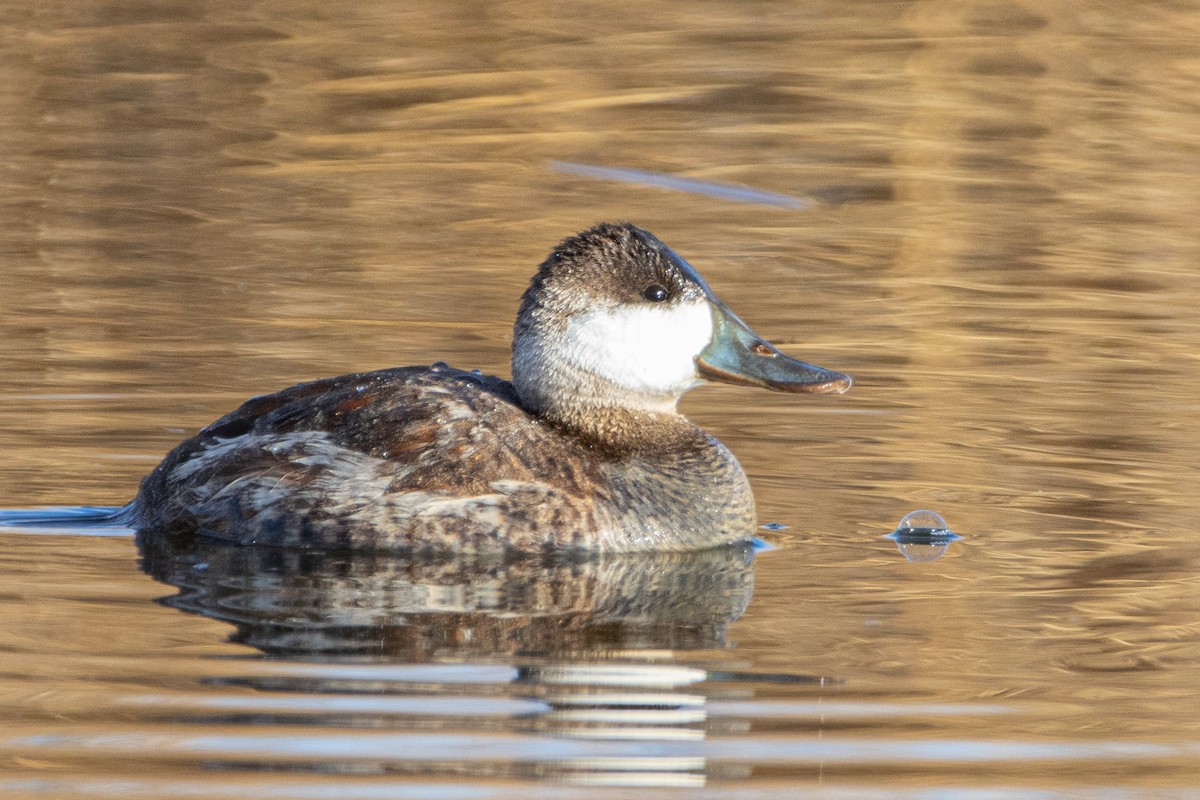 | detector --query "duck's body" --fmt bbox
[129,223,850,552]
[133,364,753,551]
